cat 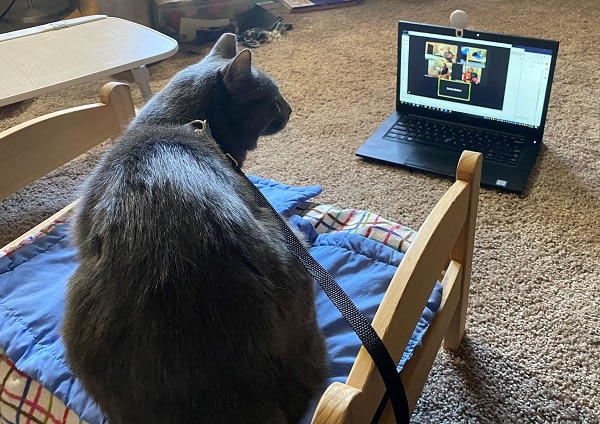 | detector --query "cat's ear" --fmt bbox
[222,49,252,89]
[209,33,238,59]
